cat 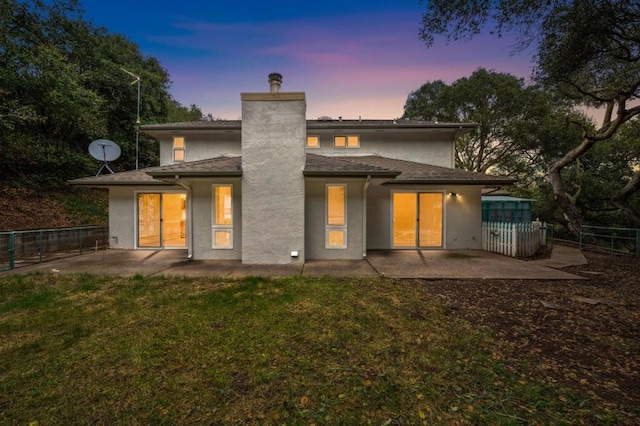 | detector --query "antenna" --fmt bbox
[120,67,141,169]
[89,139,121,175]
